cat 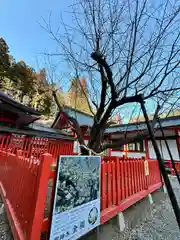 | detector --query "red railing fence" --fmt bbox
[0,133,74,160]
[0,133,162,240]
[163,160,180,176]
[100,156,162,224]
[0,150,53,240]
